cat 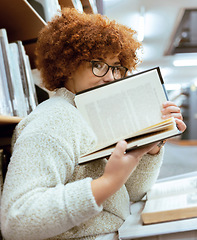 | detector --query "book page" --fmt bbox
[130,118,175,138]
[75,69,167,149]
[143,192,197,213]
[79,125,179,163]
[147,176,197,200]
